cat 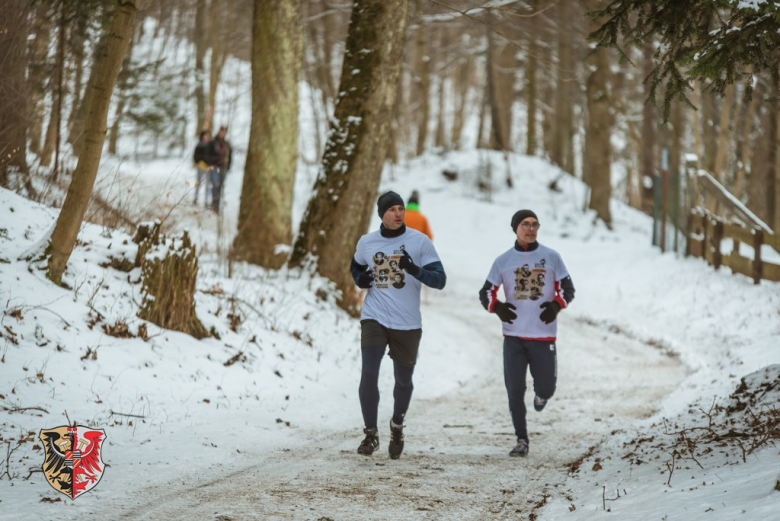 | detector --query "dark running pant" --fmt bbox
[359,320,422,430]
[503,337,557,440]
